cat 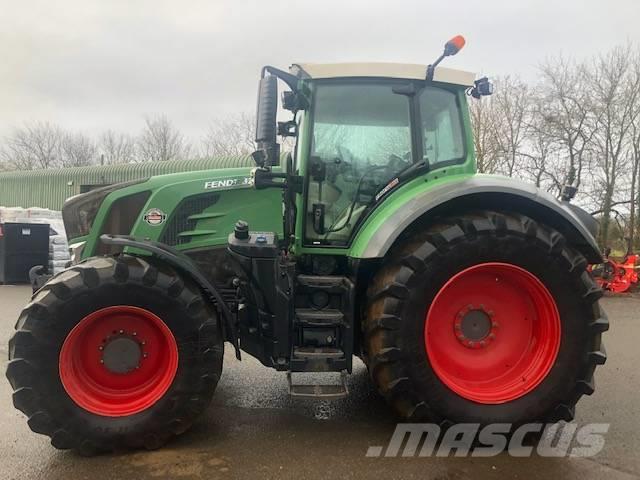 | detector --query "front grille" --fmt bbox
[96,191,150,255]
[160,193,219,246]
